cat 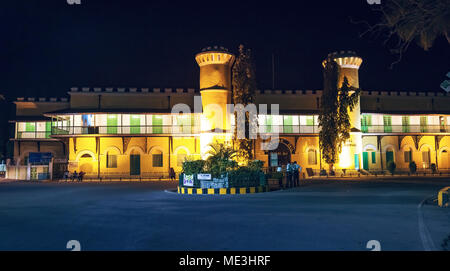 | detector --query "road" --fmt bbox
[0,179,448,251]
